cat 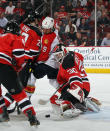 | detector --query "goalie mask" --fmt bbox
[52,44,67,63]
